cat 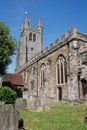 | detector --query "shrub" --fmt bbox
[0,86,17,104]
